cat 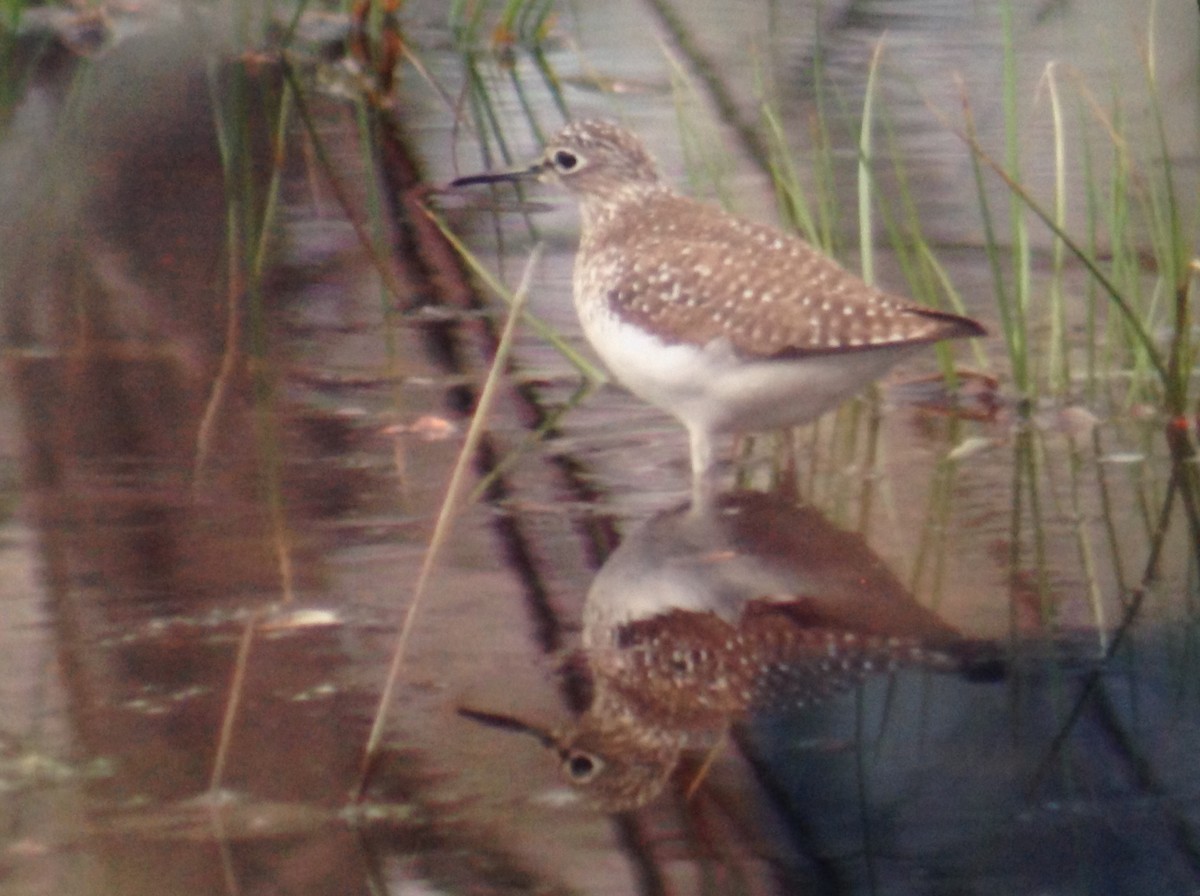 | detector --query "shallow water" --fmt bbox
[1,1,1198,894]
